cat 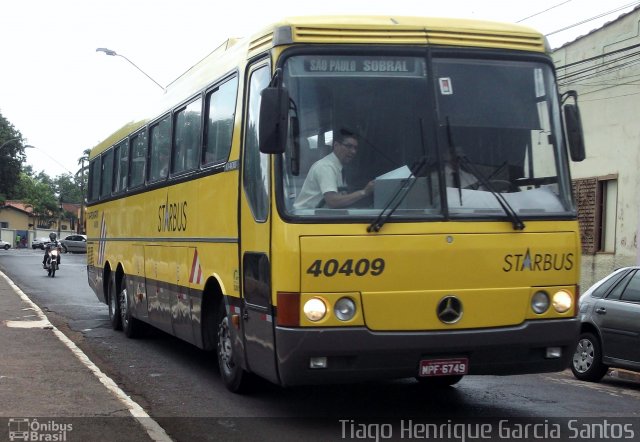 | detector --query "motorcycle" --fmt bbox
[44,244,61,277]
